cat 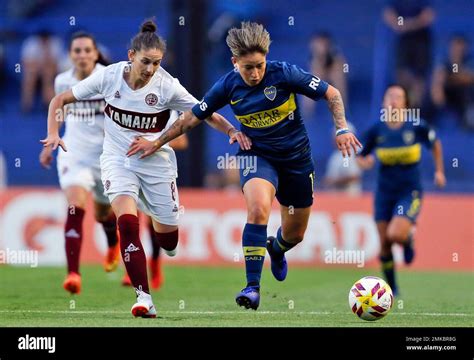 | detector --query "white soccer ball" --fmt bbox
[348,276,393,321]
